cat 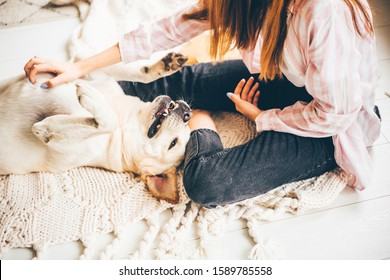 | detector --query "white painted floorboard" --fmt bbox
[0,18,79,80]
